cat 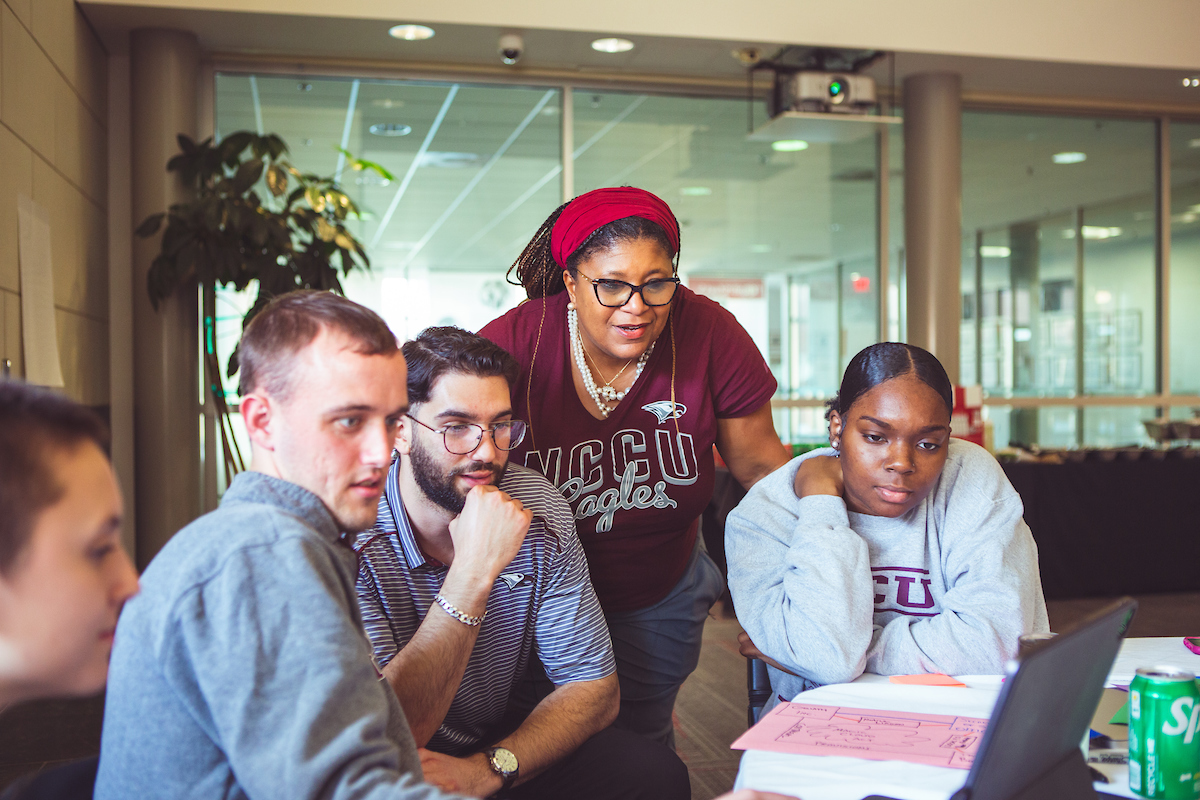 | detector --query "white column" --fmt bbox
[130,28,201,568]
[903,72,962,383]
